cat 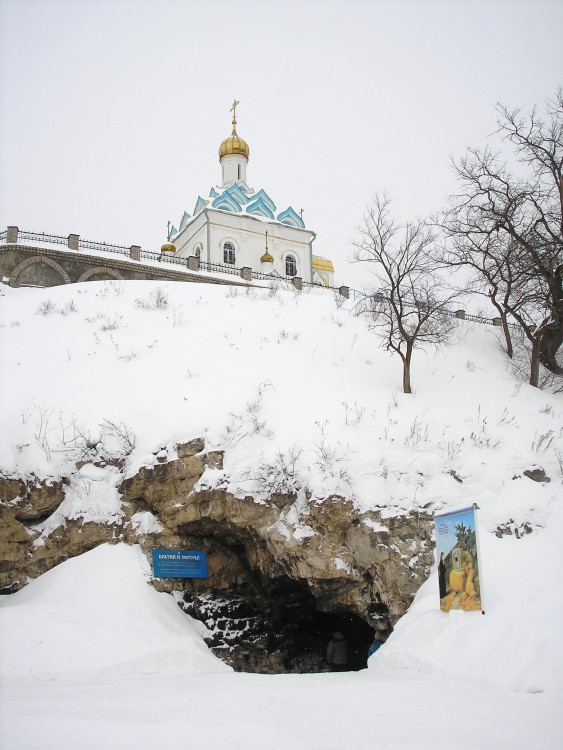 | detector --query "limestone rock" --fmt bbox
[0,474,66,521]
[523,467,550,483]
